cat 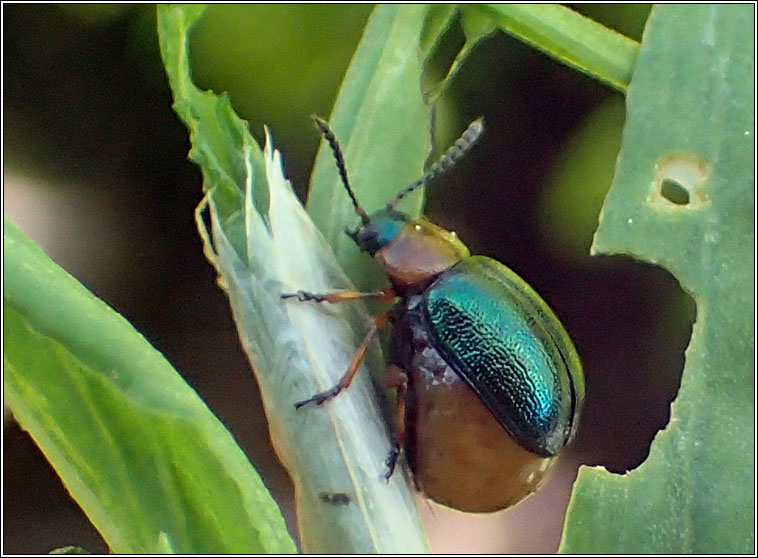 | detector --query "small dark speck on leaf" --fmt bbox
[319,492,352,506]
